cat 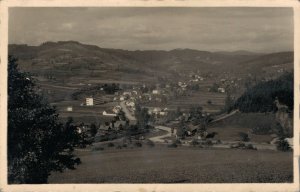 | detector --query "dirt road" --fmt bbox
[120,101,136,122]
[149,126,176,143]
